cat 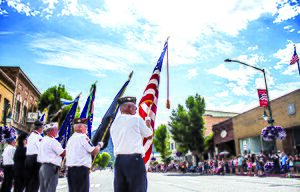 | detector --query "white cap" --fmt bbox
[44,122,58,131]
